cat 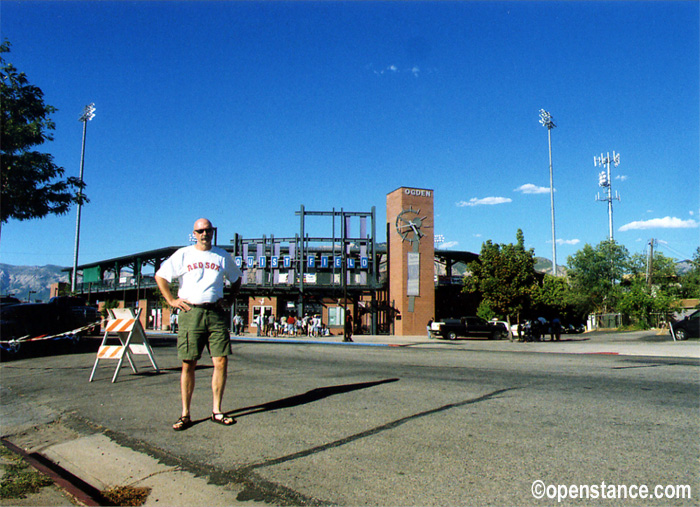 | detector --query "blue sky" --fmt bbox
[1,1,698,270]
